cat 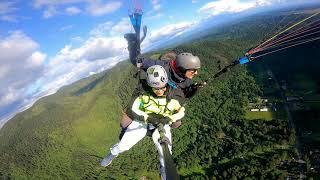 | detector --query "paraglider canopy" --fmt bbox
[128,0,143,39]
